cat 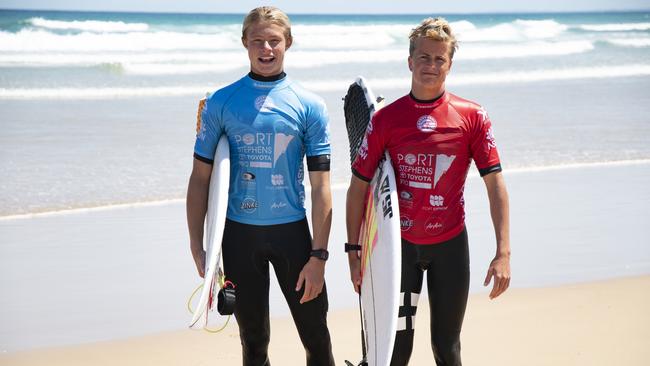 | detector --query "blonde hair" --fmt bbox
[409,17,458,59]
[241,6,292,43]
